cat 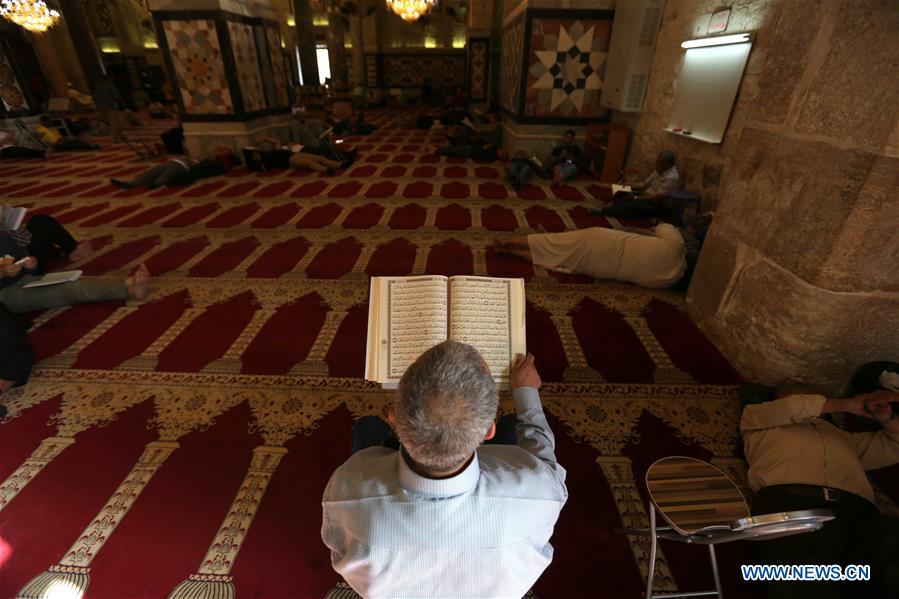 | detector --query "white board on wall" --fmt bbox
[665,41,752,144]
